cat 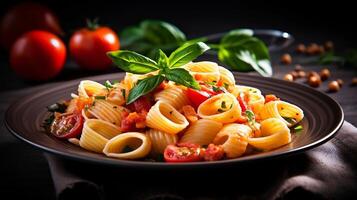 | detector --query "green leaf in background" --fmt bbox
[218,31,272,77]
[157,49,169,69]
[120,20,187,57]
[168,42,210,68]
[319,49,357,69]
[165,68,200,89]
[127,75,165,104]
[107,50,158,74]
